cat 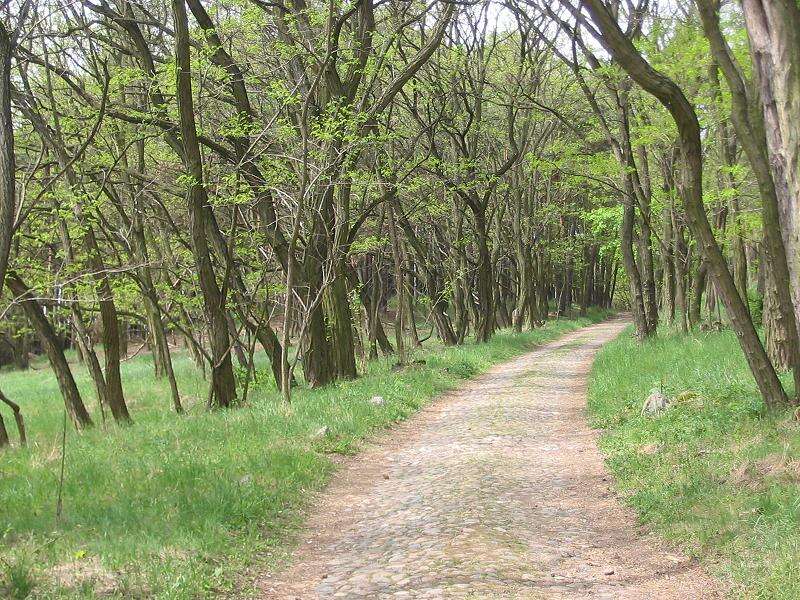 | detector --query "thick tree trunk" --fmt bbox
[765,267,793,371]
[325,269,358,380]
[697,0,800,394]
[173,0,236,407]
[0,22,16,291]
[741,0,800,325]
